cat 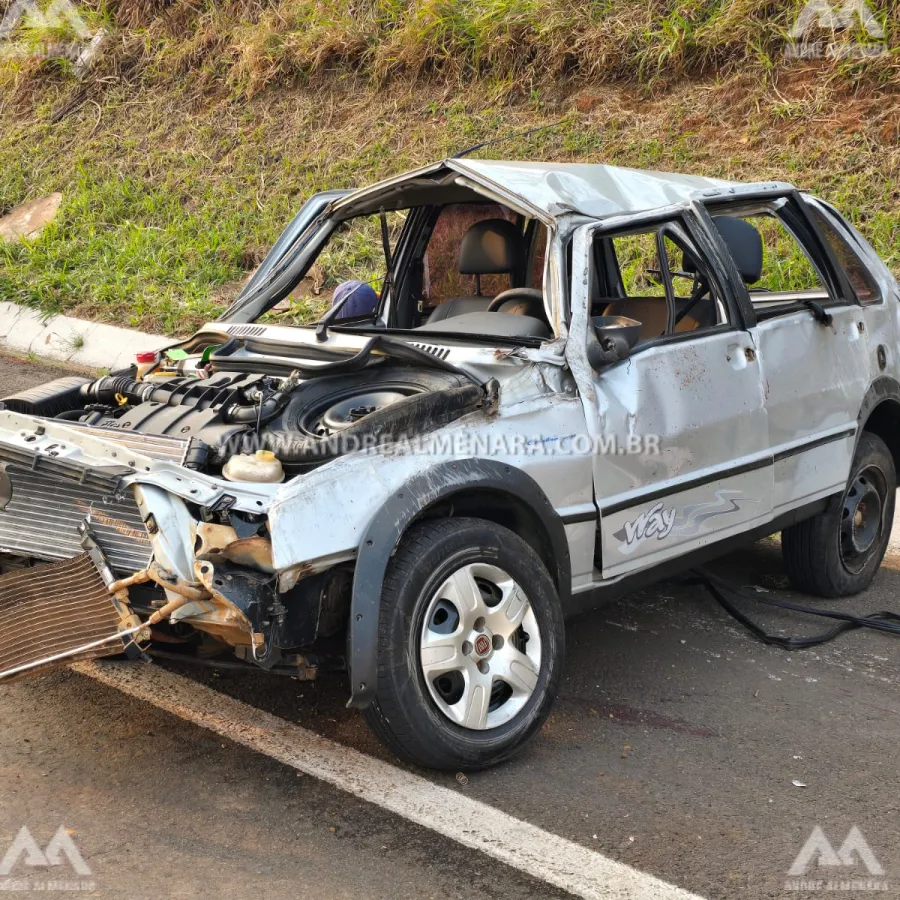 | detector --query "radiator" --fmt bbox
[0,552,139,681]
[0,425,195,576]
